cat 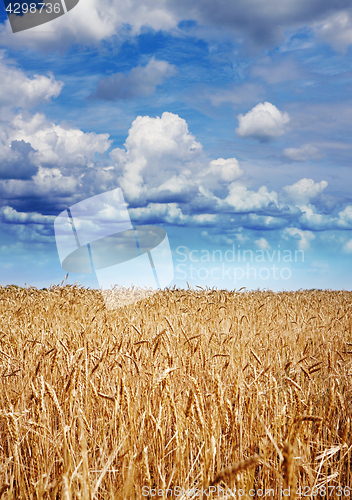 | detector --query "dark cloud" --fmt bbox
[0,140,38,180]
[2,0,352,54]
[169,0,352,48]
[92,58,177,101]
[146,187,198,205]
